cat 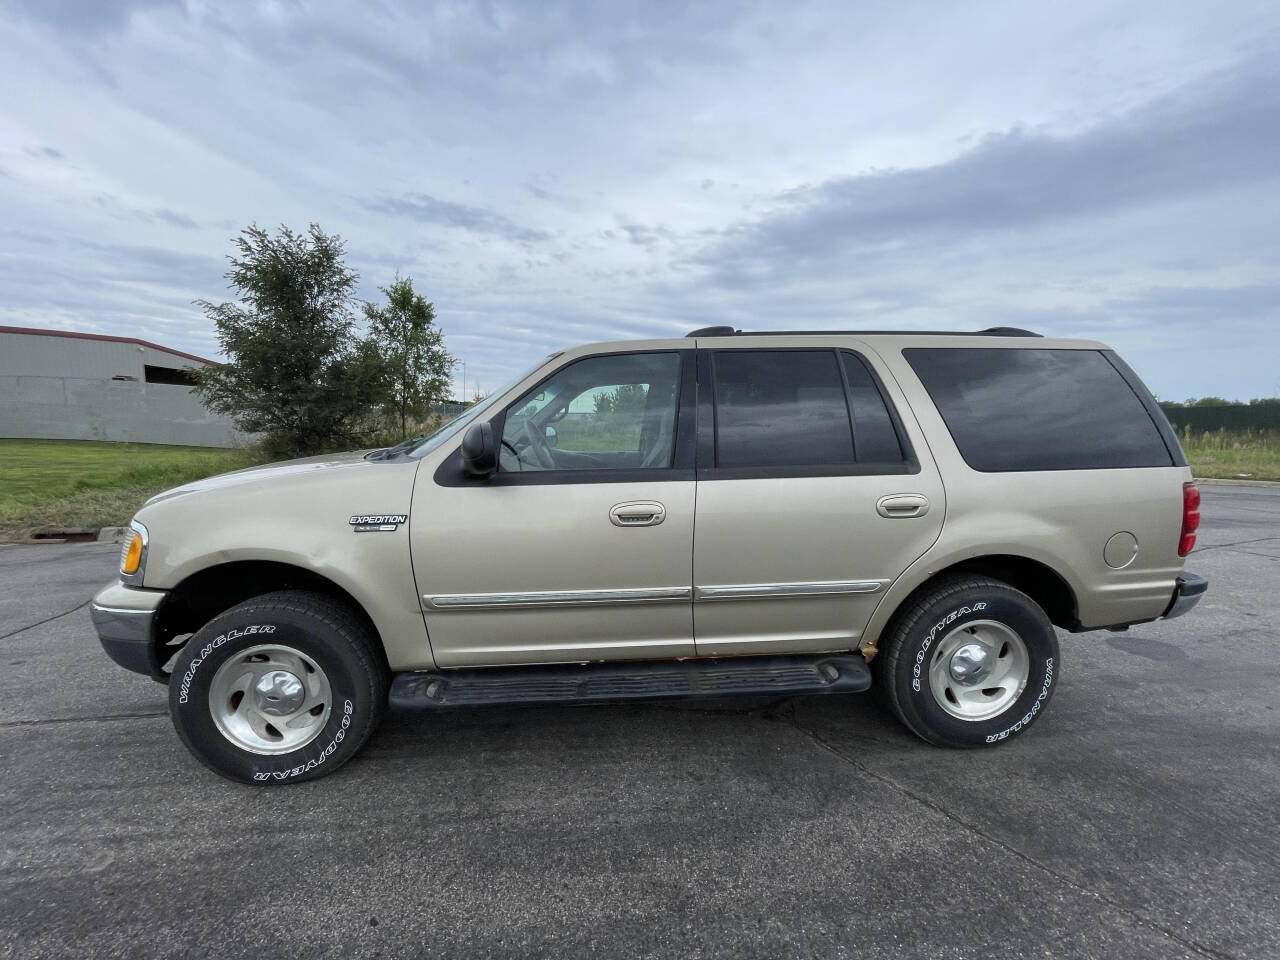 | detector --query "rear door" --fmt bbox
[692,343,944,656]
